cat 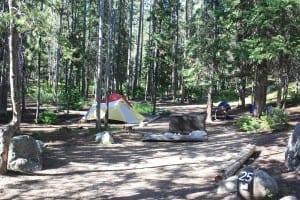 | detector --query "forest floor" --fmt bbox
[0,102,300,199]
